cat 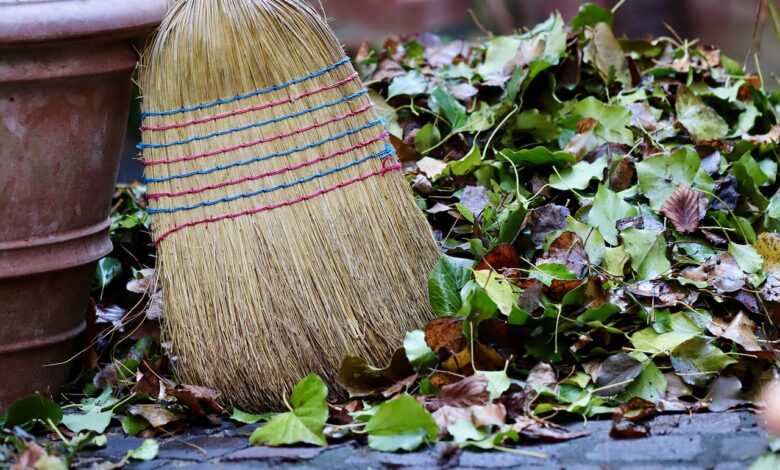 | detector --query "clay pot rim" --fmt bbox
[0,0,170,46]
